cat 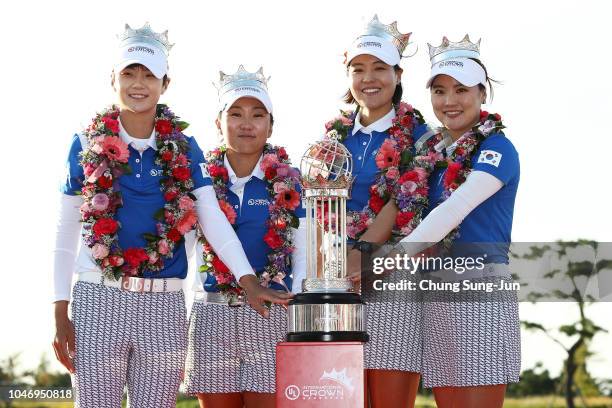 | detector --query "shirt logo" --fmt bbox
[248,198,269,206]
[150,169,163,177]
[477,150,502,167]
